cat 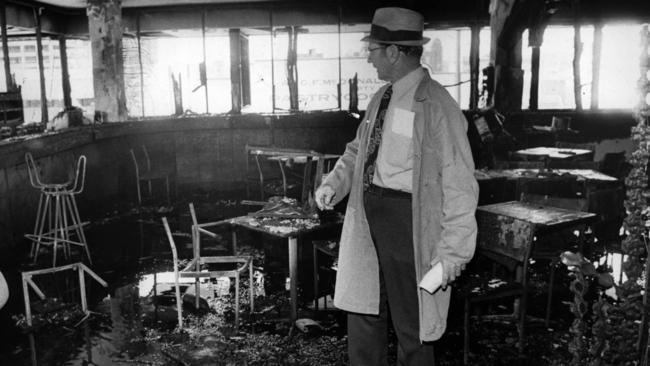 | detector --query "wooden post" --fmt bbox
[87,0,127,122]
[34,8,48,123]
[202,9,209,114]
[572,0,583,110]
[270,9,276,112]
[337,5,342,110]
[469,24,480,110]
[590,23,602,109]
[287,26,299,111]
[136,12,145,117]
[59,36,72,109]
[230,29,242,114]
[529,46,540,110]
[490,0,523,112]
[0,2,11,91]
